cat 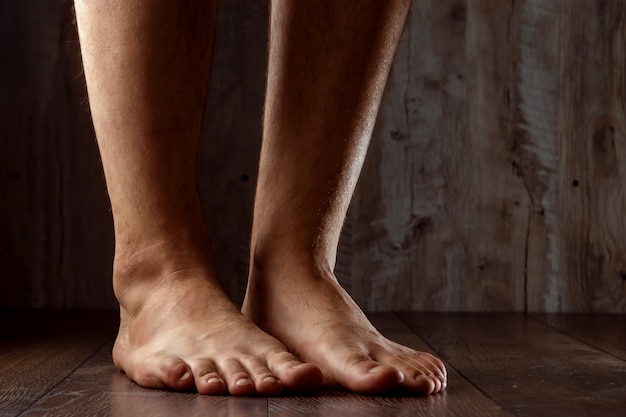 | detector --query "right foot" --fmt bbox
[111,243,323,396]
